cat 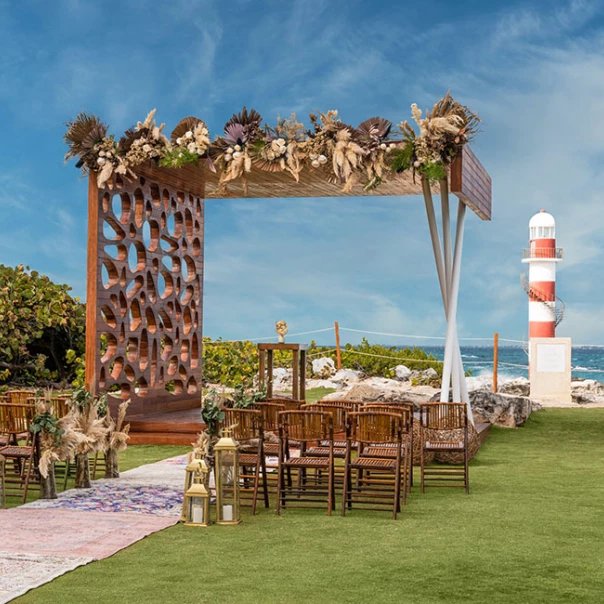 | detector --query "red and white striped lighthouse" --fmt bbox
[521,210,564,338]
